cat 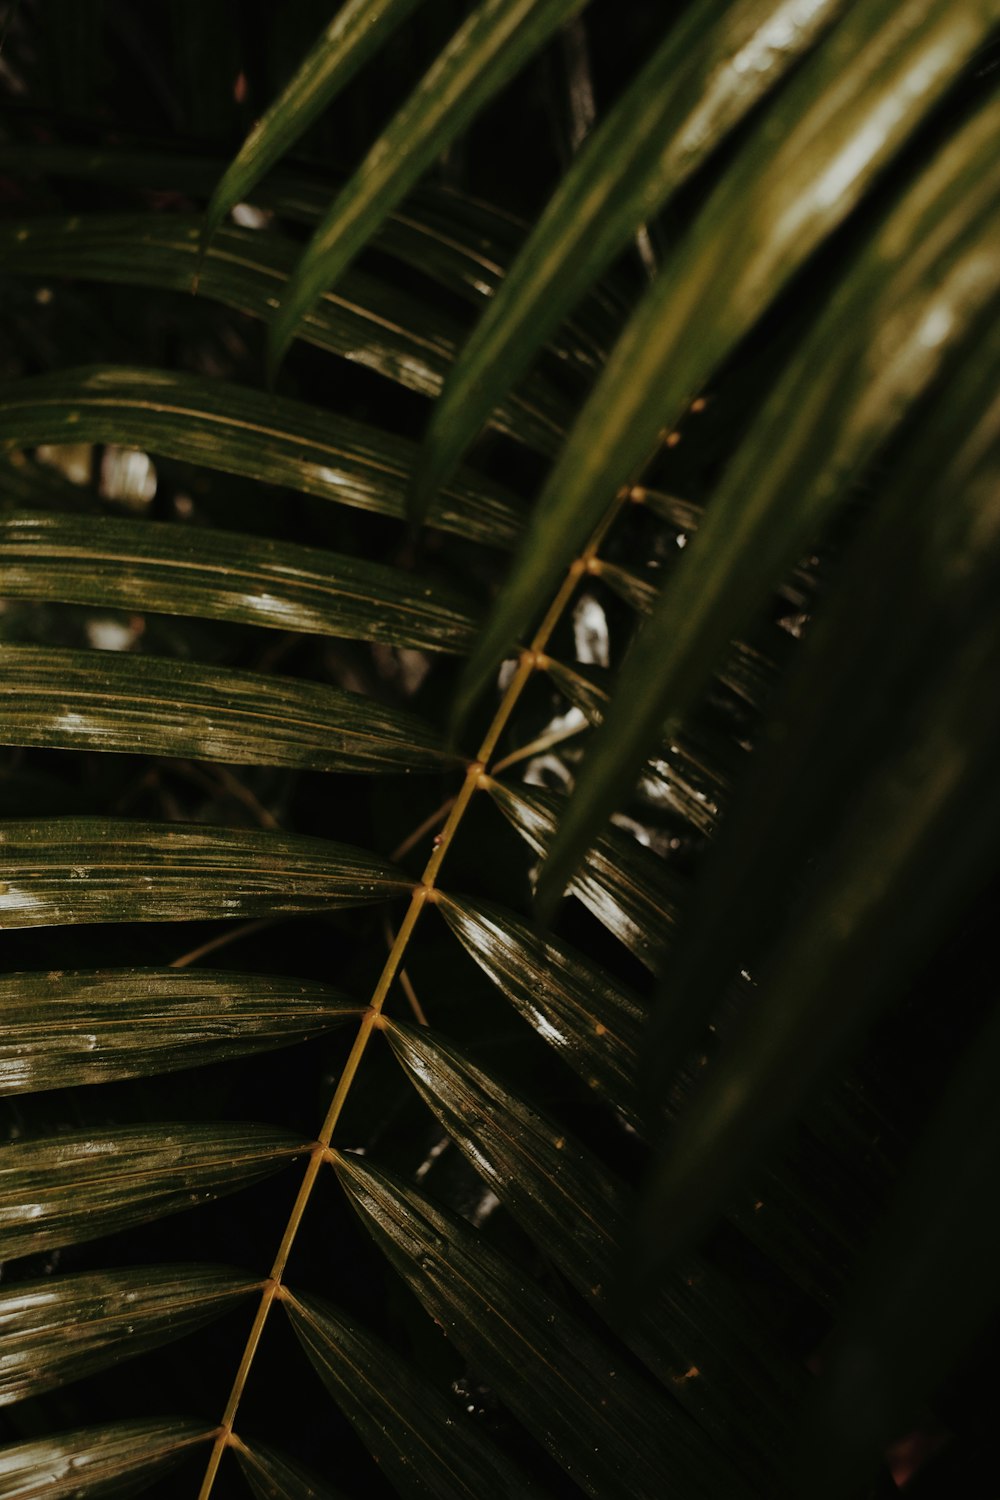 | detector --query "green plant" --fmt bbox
[1,2,998,1497]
